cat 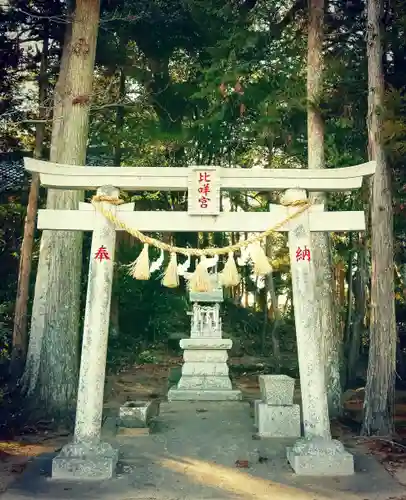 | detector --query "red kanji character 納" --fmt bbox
[296,246,311,262]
